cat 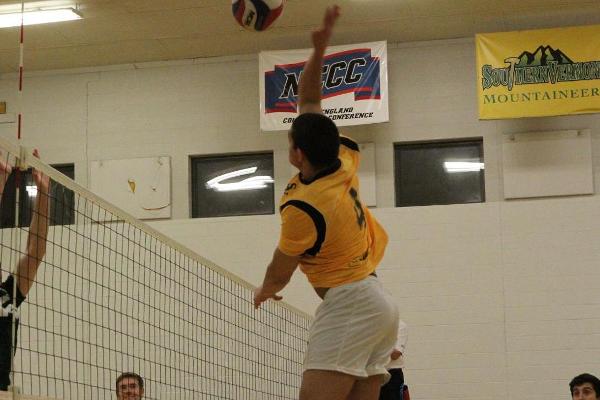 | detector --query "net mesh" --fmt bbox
[0,138,310,399]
